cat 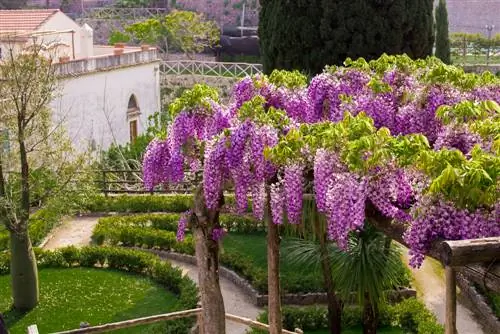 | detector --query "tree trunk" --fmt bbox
[319,236,342,334]
[362,294,378,334]
[192,186,226,334]
[266,188,282,334]
[10,232,39,310]
[313,204,342,334]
